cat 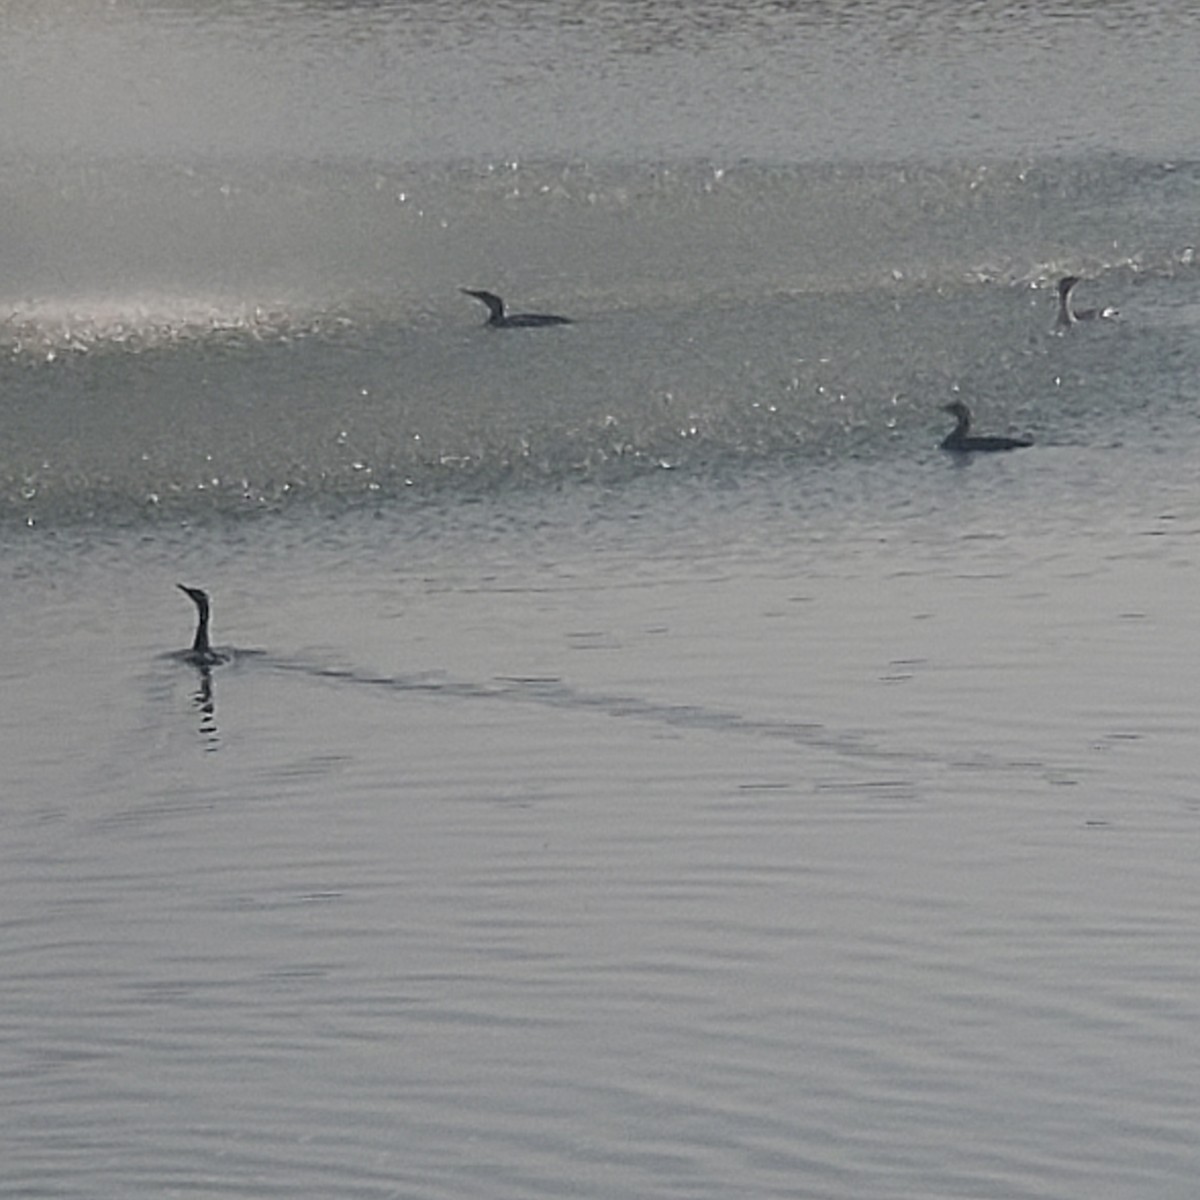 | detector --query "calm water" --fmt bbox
[3,3,1200,1198]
